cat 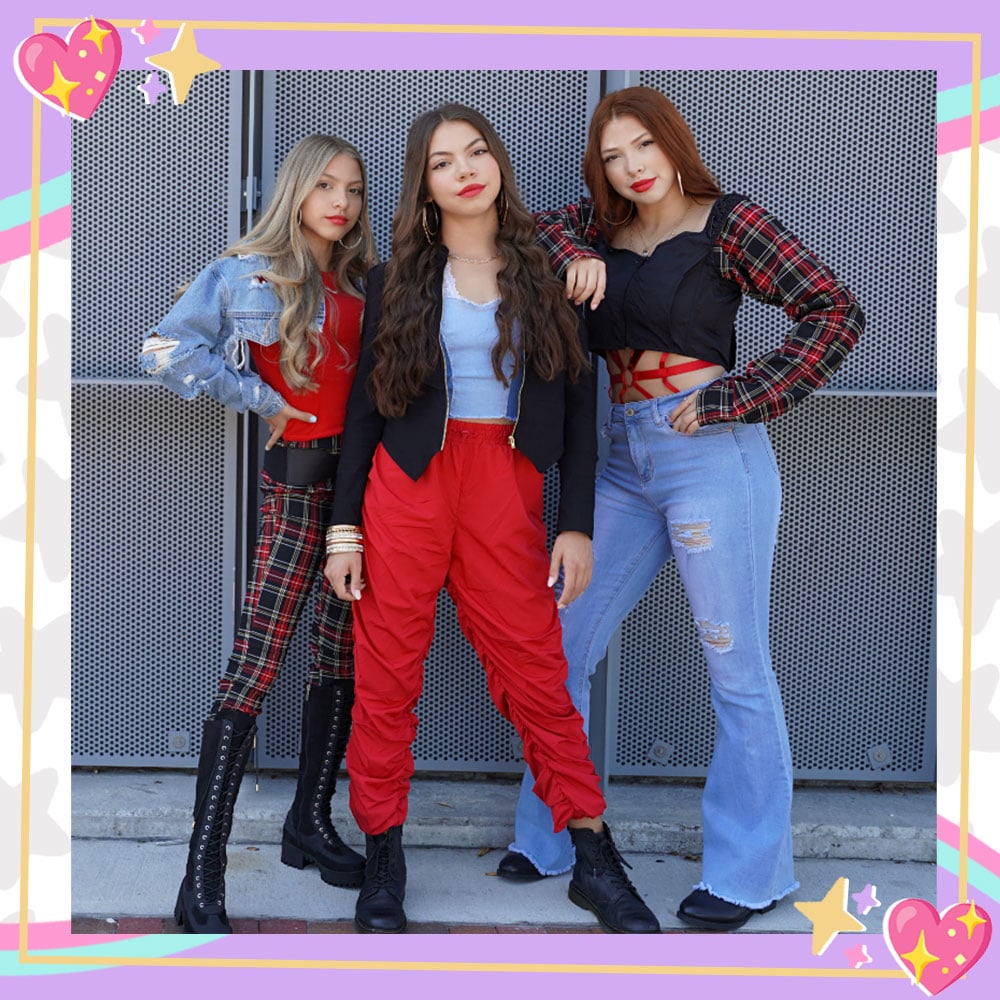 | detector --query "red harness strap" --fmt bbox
[608,351,717,400]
